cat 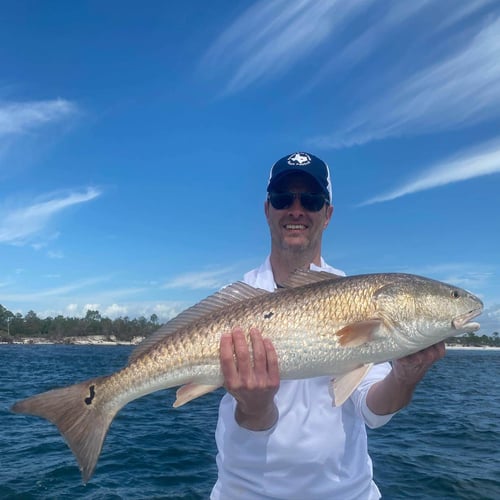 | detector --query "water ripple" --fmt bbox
[1,346,498,499]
